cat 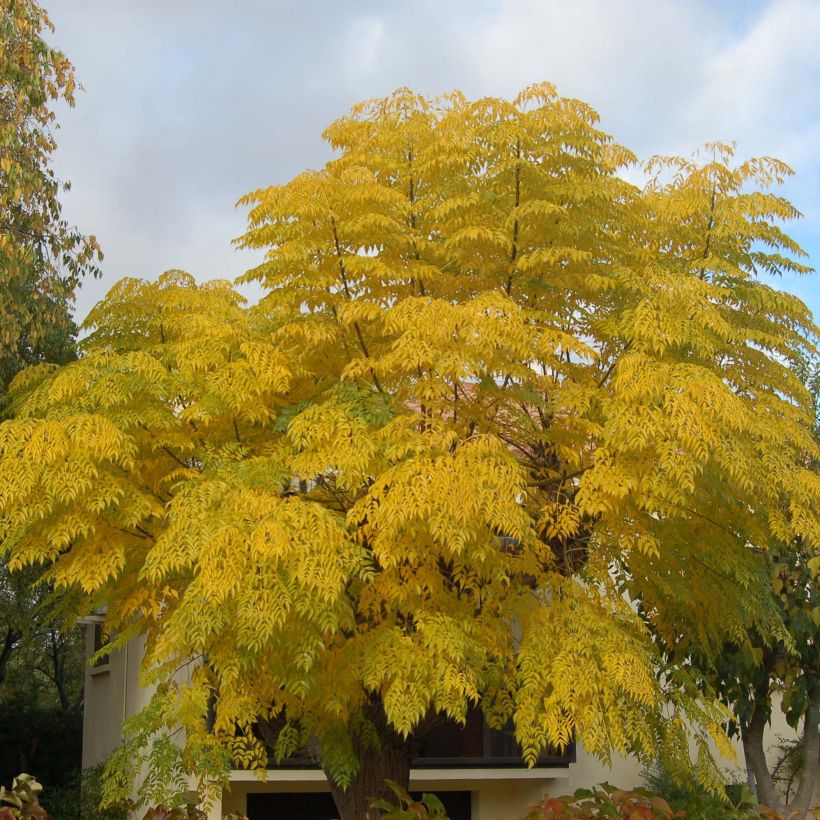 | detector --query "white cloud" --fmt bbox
[677,0,820,162]
[45,0,820,322]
